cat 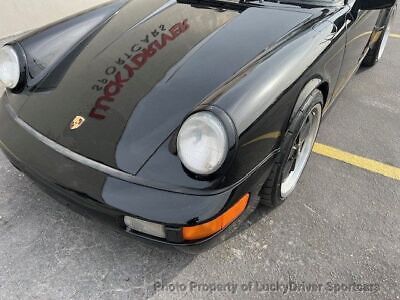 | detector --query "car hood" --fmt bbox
[14,0,313,175]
